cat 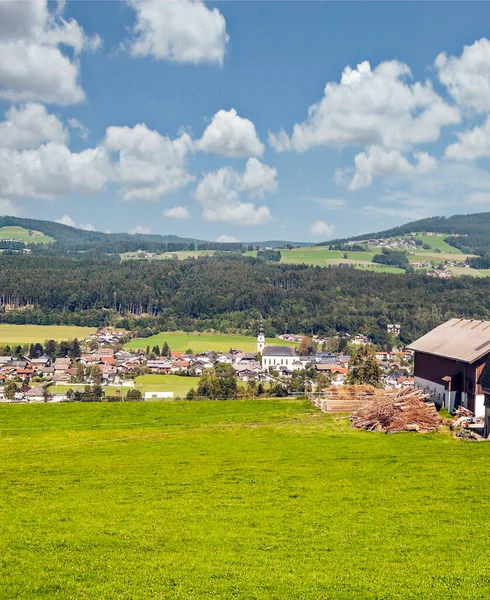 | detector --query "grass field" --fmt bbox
[135,374,199,397]
[0,225,53,244]
[0,324,96,345]
[414,234,463,254]
[2,399,490,599]
[126,331,297,353]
